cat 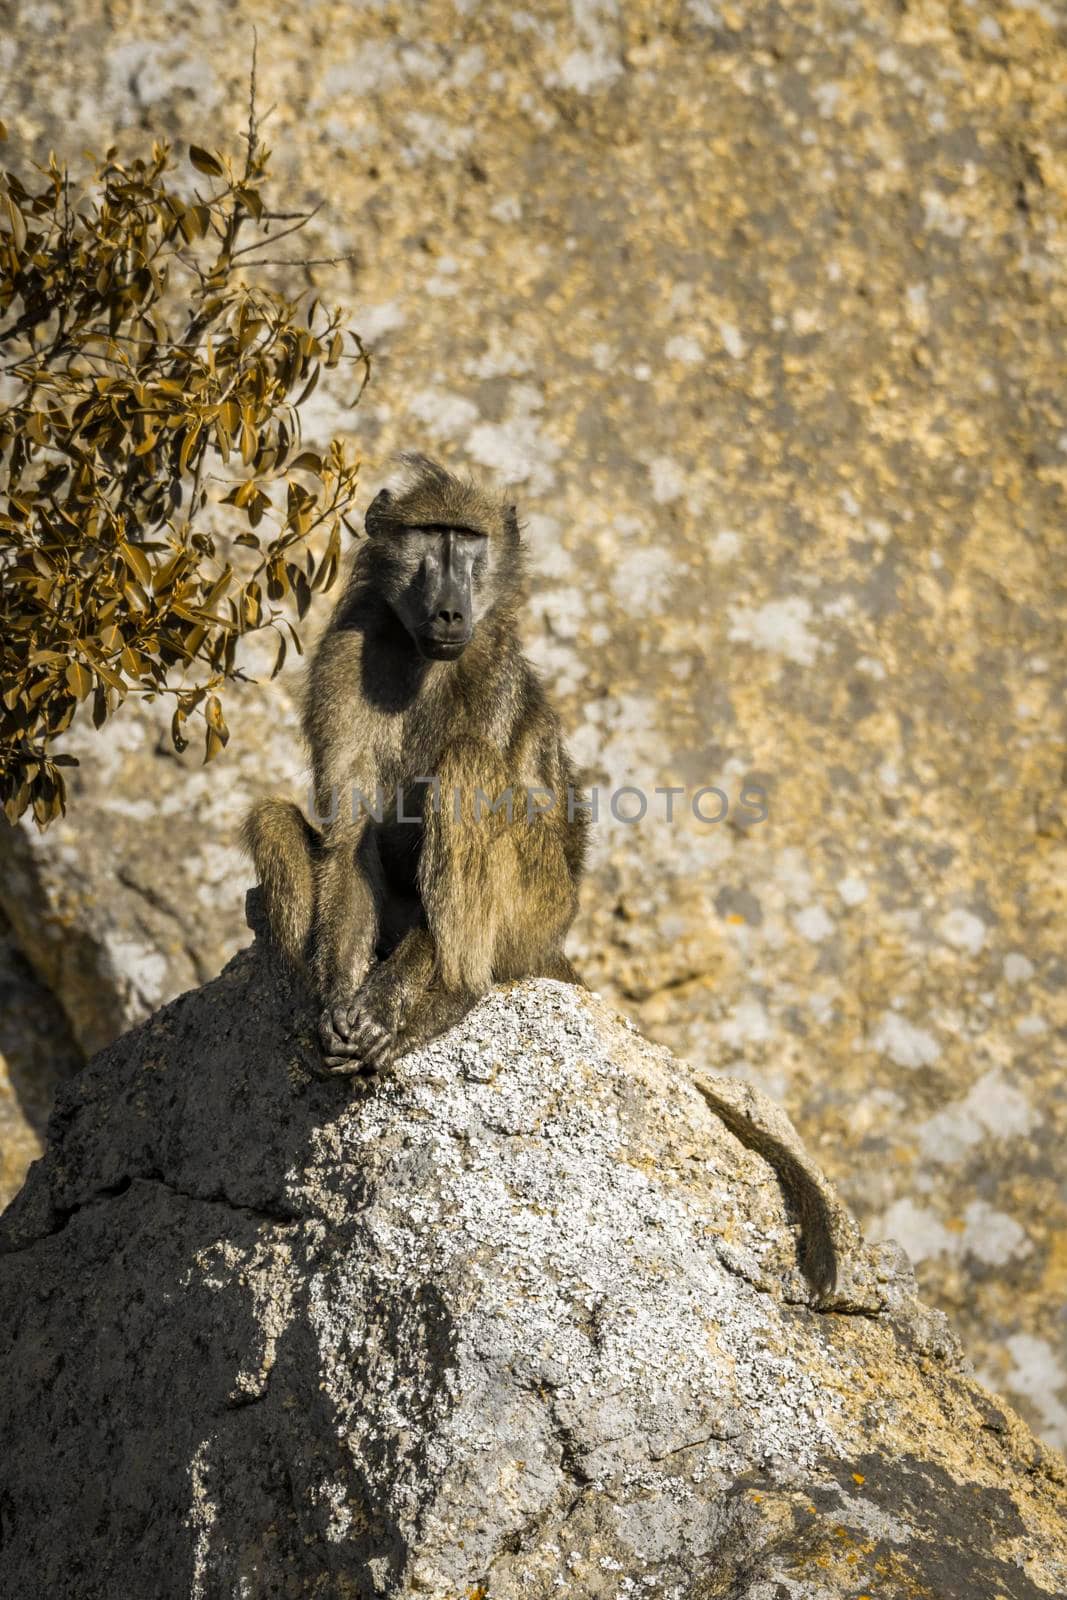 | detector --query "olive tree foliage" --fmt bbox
[0,93,368,826]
